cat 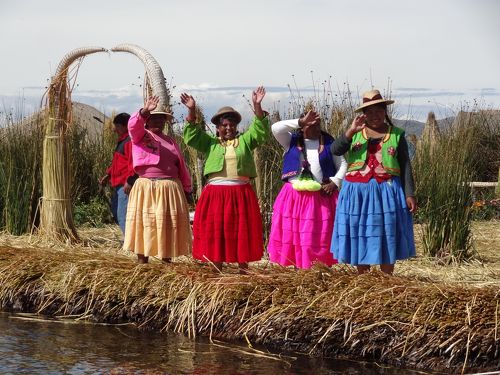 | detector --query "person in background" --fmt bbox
[330,89,417,274]
[268,110,347,269]
[124,96,192,264]
[99,112,136,236]
[180,87,269,274]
